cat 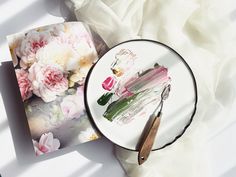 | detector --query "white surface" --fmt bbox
[0,0,236,177]
[87,40,196,150]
